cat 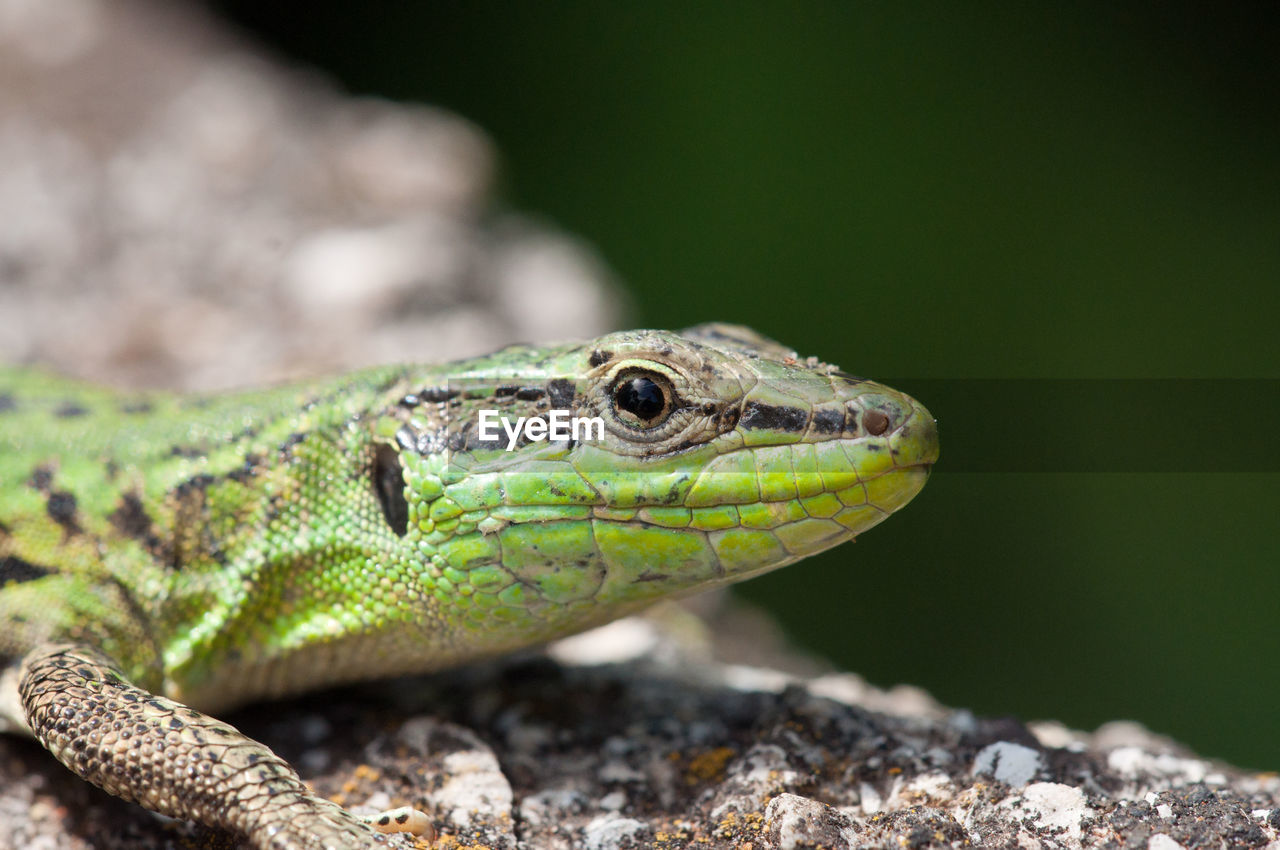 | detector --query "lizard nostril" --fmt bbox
[862,409,891,436]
